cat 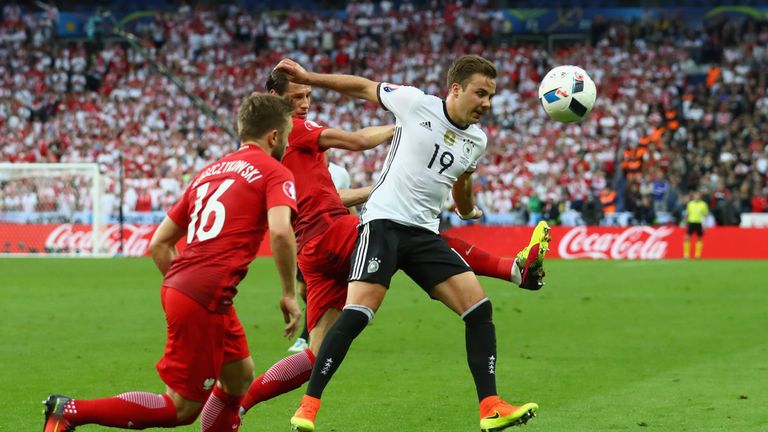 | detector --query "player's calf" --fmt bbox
[42,391,190,430]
